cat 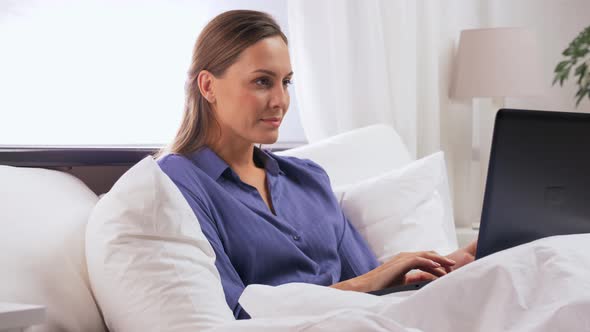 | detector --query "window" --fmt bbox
[0,0,306,146]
